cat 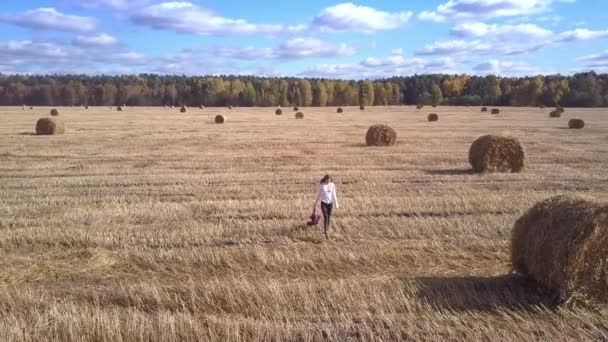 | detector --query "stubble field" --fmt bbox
[1,105,608,341]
